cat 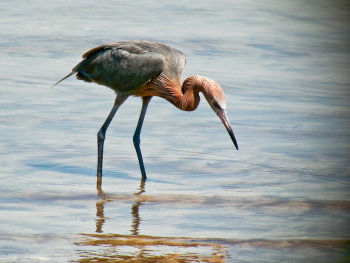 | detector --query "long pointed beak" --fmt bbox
[217,109,239,150]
